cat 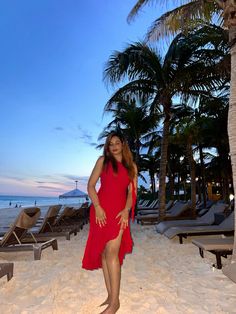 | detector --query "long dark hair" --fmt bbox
[103,131,136,180]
